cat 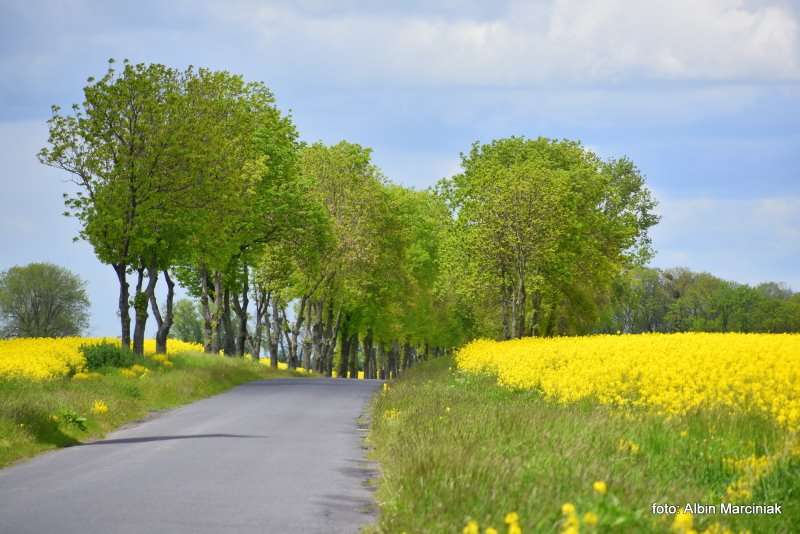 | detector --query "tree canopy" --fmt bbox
[0,263,90,338]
